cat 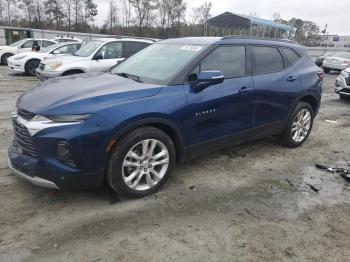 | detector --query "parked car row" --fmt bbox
[315,51,350,99]
[8,36,324,198]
